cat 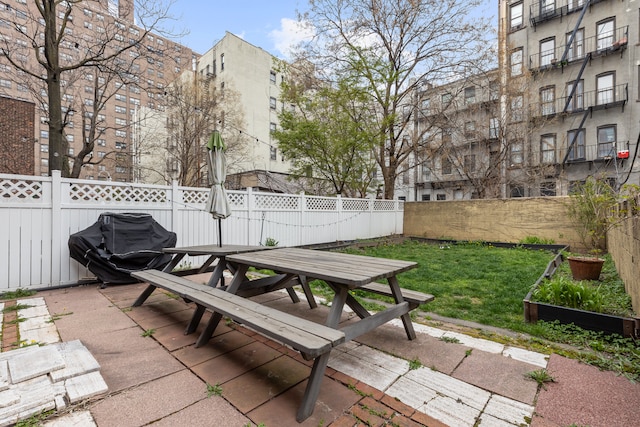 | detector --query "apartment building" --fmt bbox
[0,0,195,181]
[398,71,501,201]
[500,0,639,196]
[196,32,292,190]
